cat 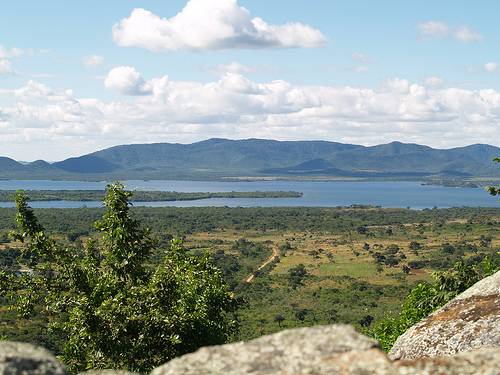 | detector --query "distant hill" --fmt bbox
[1,139,499,180]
